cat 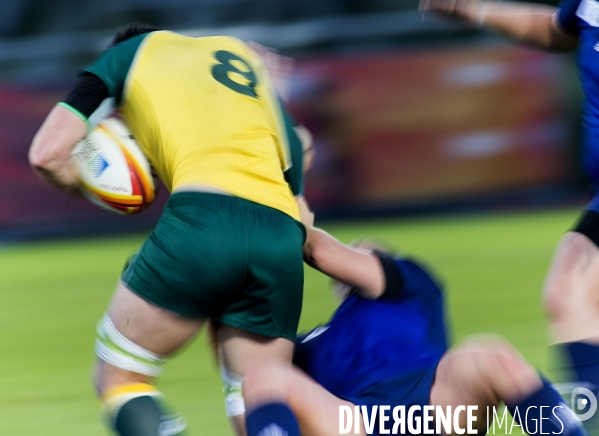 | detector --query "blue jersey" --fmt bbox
[294,257,450,411]
[559,0,599,179]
